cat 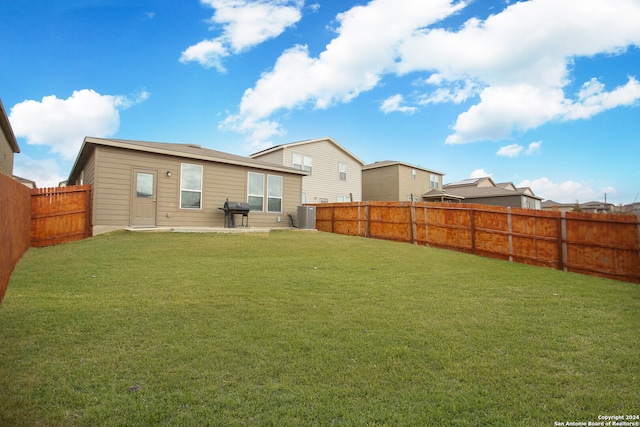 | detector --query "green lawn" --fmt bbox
[1,230,638,426]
